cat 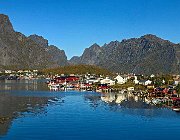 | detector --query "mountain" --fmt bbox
[69,43,102,65]
[1,14,180,74]
[70,34,180,74]
[69,56,81,65]
[0,14,67,70]
[28,35,68,67]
